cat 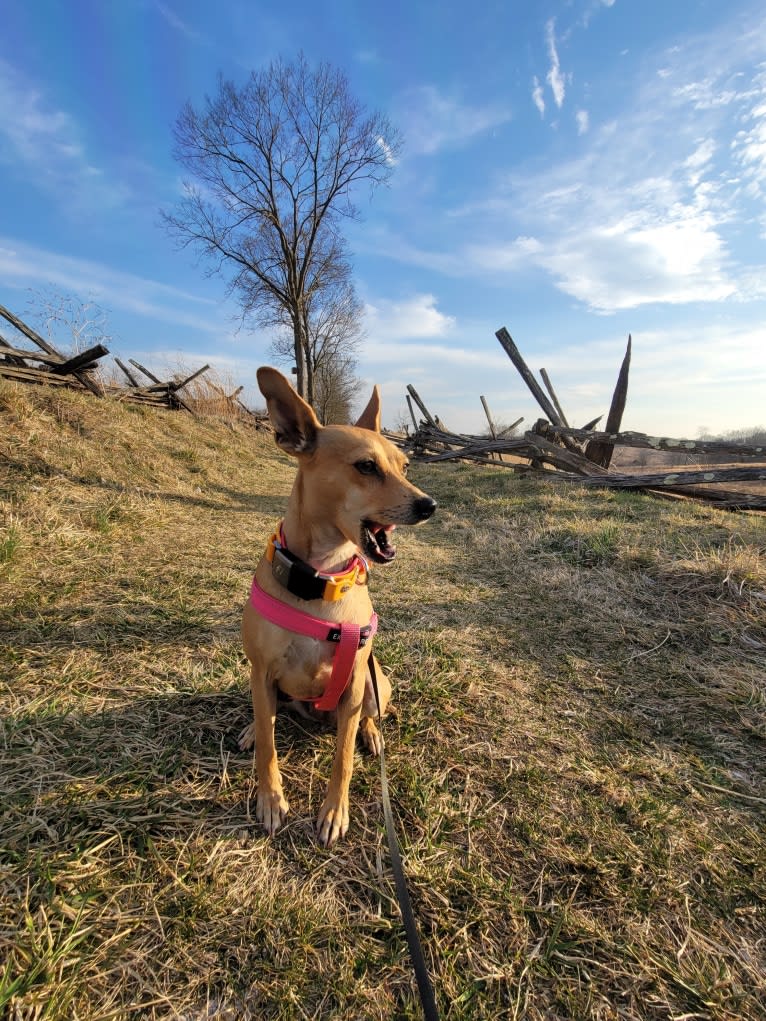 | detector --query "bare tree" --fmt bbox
[162,54,400,404]
[270,269,364,423]
[25,286,113,355]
